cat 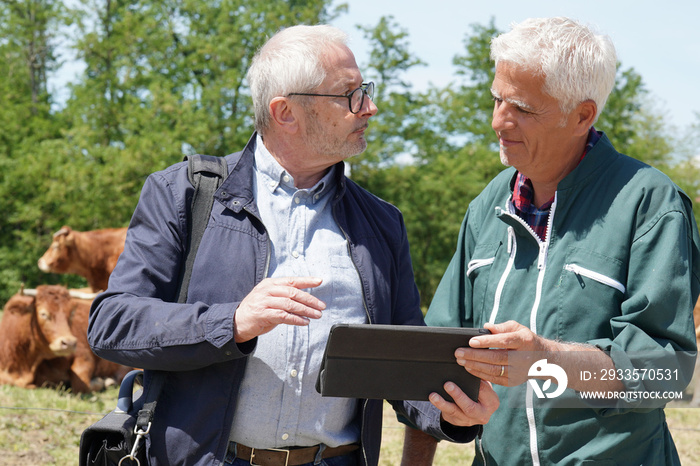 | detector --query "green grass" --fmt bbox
[379,402,475,465]
[380,401,700,465]
[0,384,116,465]
[1,385,698,465]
